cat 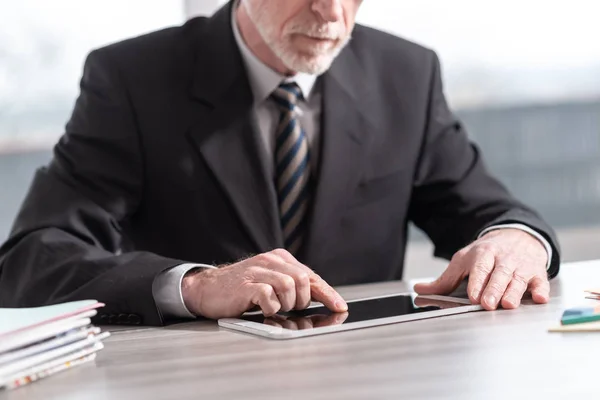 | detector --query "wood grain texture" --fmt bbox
[6,260,600,400]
